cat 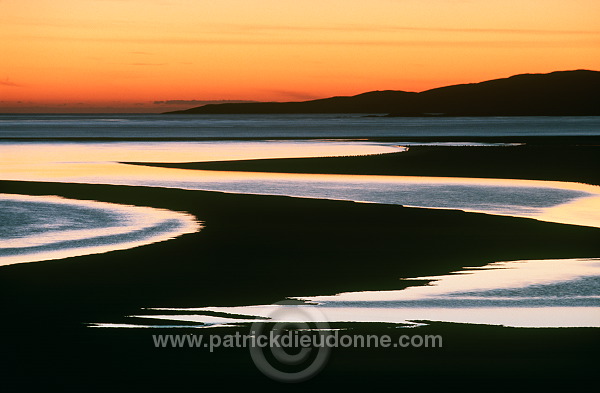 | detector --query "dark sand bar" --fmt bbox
[1,132,600,392]
[126,138,600,185]
[1,176,599,391]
